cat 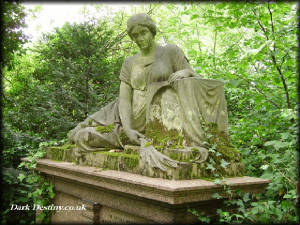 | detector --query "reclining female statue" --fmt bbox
[68,14,229,167]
